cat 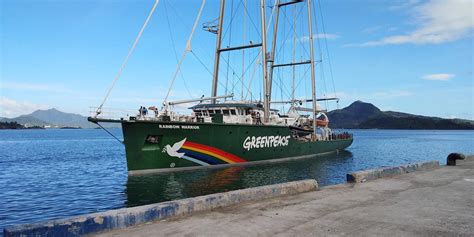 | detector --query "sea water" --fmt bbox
[0,128,473,232]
